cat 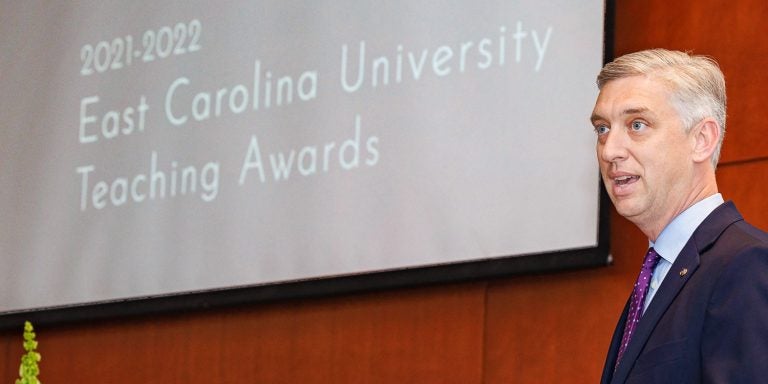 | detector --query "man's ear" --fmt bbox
[691,118,721,164]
